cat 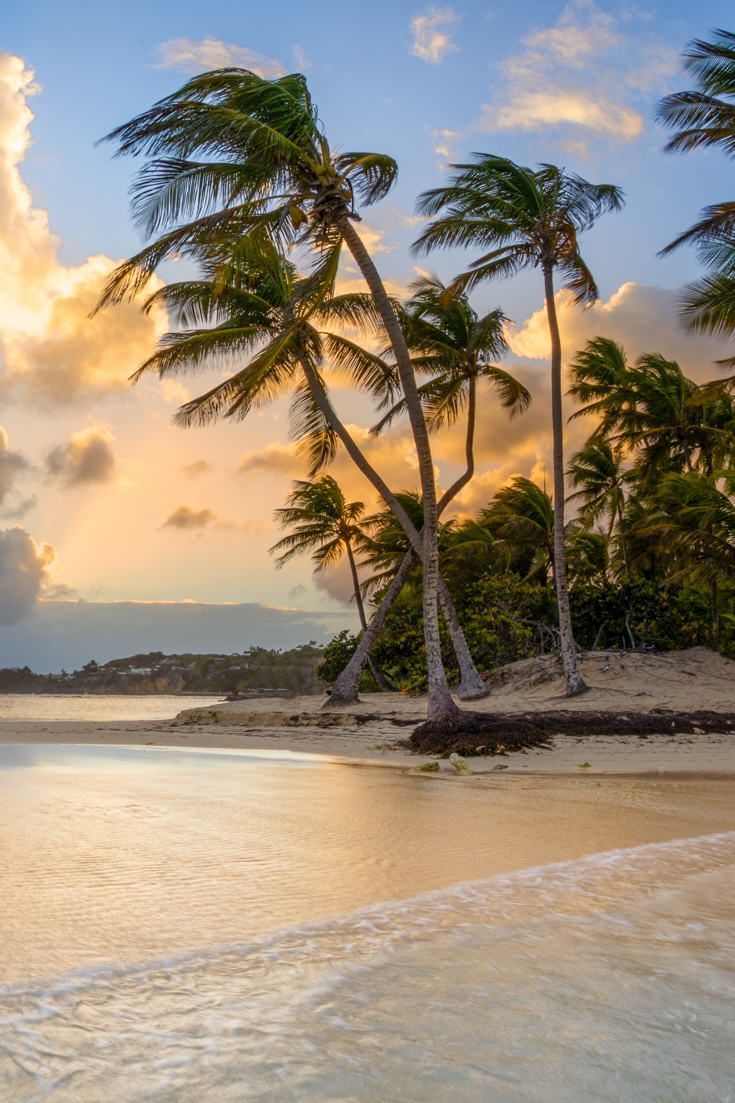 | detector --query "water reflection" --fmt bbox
[1,744,734,987]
